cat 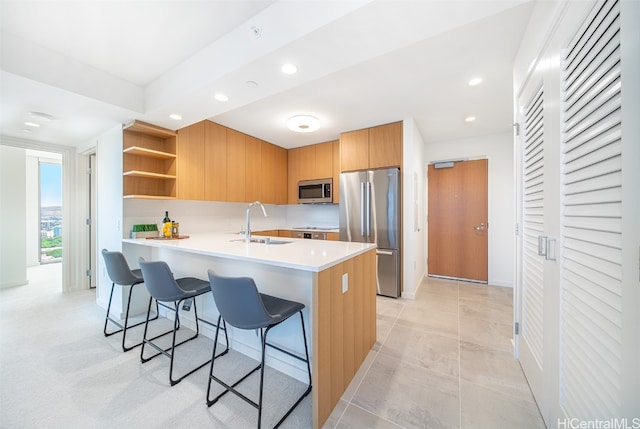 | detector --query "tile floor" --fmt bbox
[323,277,546,429]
